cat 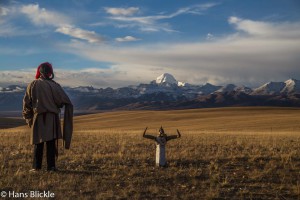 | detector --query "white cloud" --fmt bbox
[108,15,177,32]
[0,23,19,36]
[0,67,140,88]
[18,4,105,43]
[105,3,218,32]
[0,6,9,16]
[115,36,140,42]
[228,16,300,38]
[206,33,214,40]
[105,7,139,16]
[1,4,300,88]
[168,3,218,17]
[56,25,104,43]
[0,5,48,37]
[20,4,70,26]
[53,17,300,87]
[0,6,12,30]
